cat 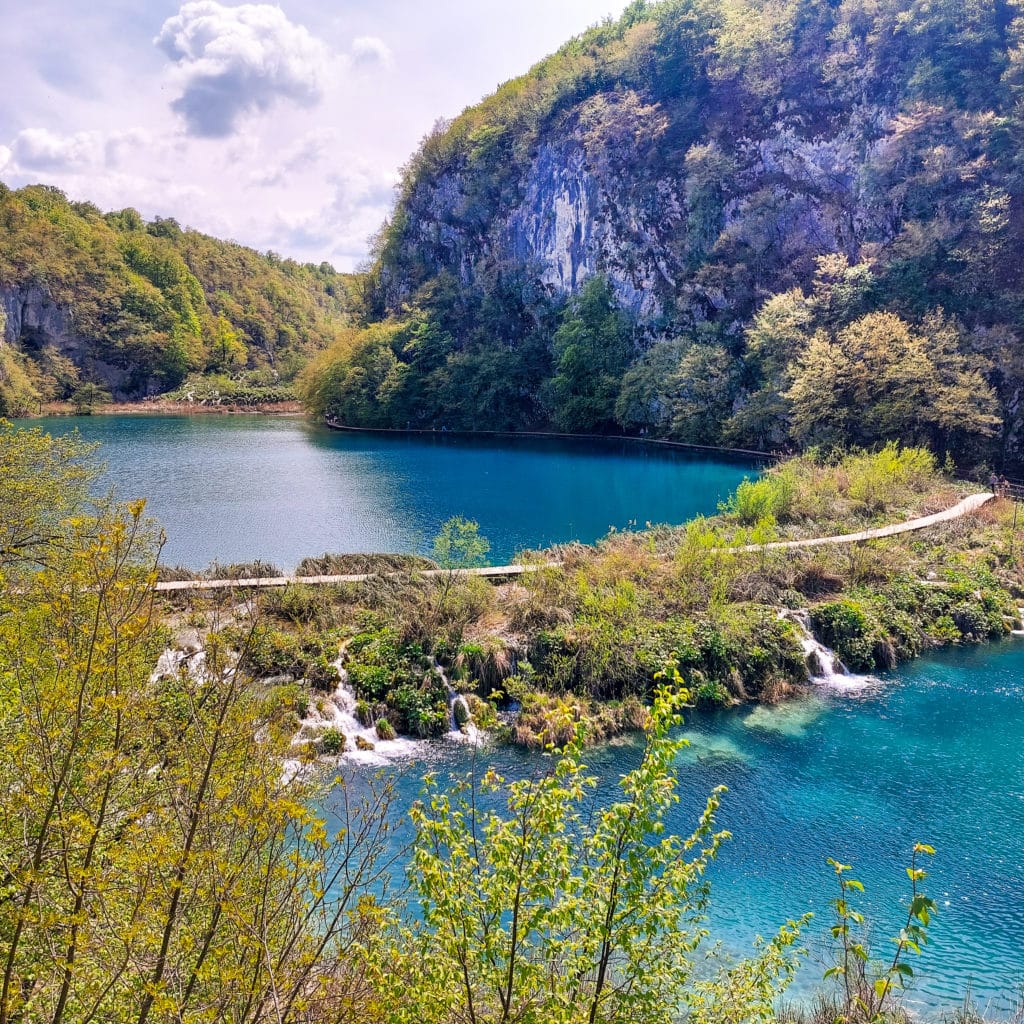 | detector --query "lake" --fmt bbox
[22,413,1024,1014]
[327,641,1024,1016]
[27,415,758,569]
